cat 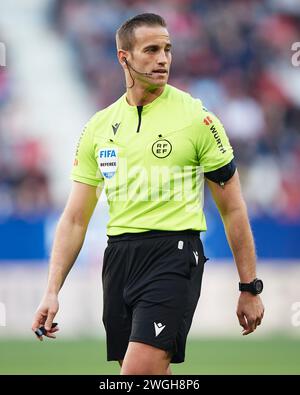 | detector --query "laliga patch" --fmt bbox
[98,148,118,179]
